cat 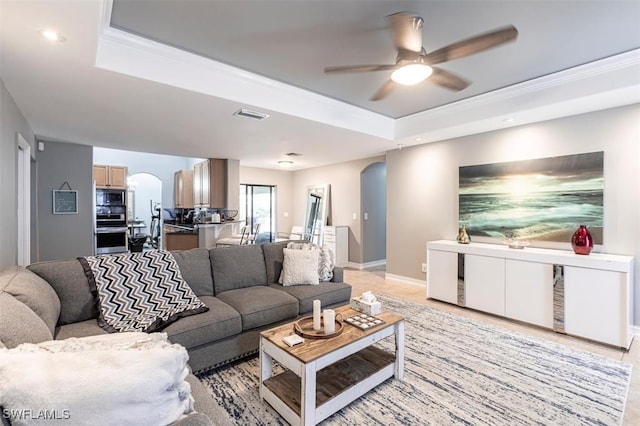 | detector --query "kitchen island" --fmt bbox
[163,221,244,250]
